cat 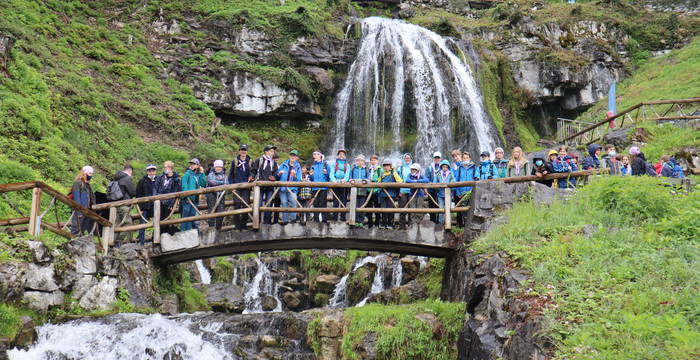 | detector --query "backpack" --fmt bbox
[105,180,124,201]
[334,159,348,174]
[672,164,685,178]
